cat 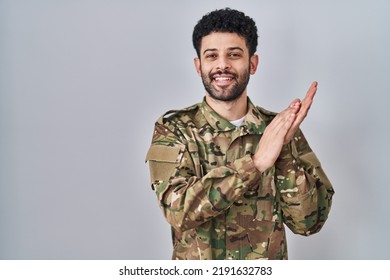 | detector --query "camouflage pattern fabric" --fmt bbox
[146,98,334,260]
